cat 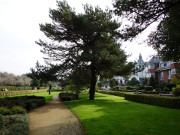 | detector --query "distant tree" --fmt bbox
[113,0,180,61]
[36,1,134,100]
[27,61,59,91]
[0,72,31,86]
[142,77,148,86]
[109,79,119,88]
[127,77,139,86]
[148,76,156,88]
